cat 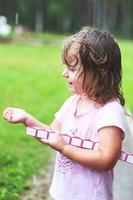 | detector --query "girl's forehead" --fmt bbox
[62,41,81,66]
[65,44,80,65]
[67,42,80,56]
